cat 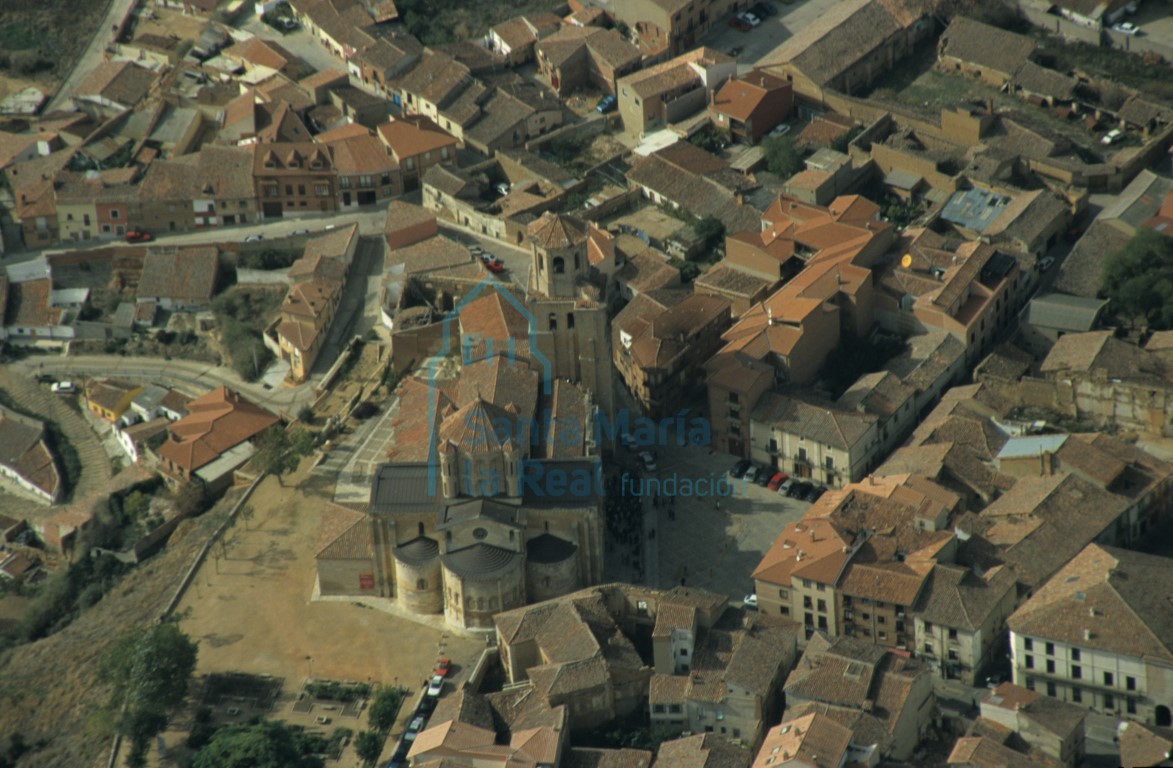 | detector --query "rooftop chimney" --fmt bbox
[1084,629,1093,641]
